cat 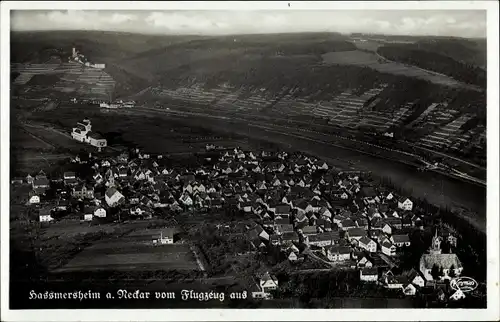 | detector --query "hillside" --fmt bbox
[10,31,487,165]
[377,45,486,87]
